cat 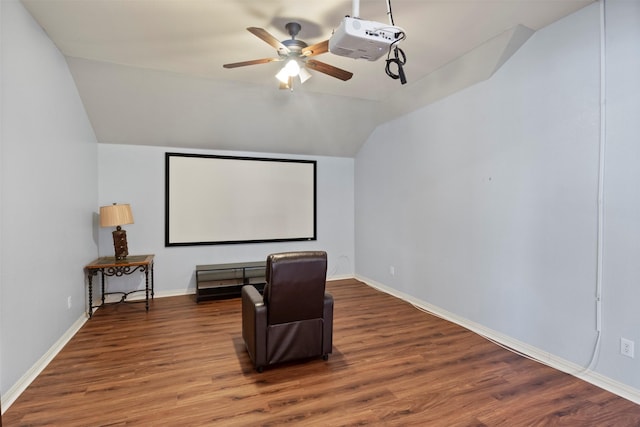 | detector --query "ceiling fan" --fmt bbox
[223,22,353,90]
